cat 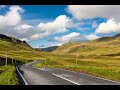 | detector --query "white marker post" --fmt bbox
[12,58,13,64]
[45,58,46,65]
[76,52,78,65]
[5,48,7,66]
